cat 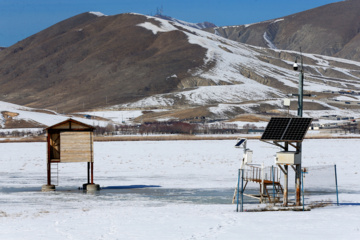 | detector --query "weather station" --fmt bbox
[261,48,313,207]
[234,49,313,211]
[260,117,312,206]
